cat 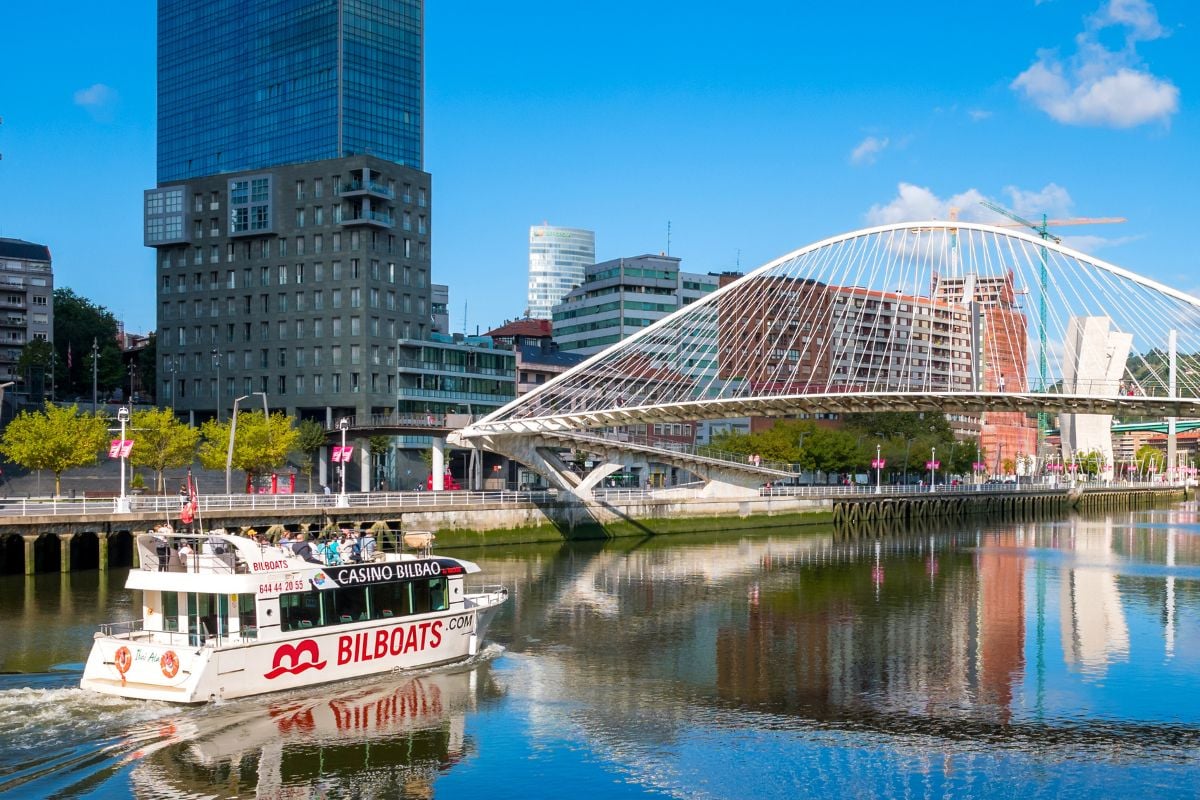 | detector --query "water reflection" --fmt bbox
[2,508,1200,797]
[479,507,1200,755]
[129,664,500,799]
